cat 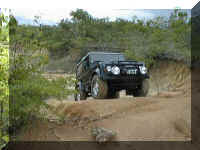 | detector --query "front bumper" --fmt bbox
[101,73,149,90]
[102,71,149,80]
